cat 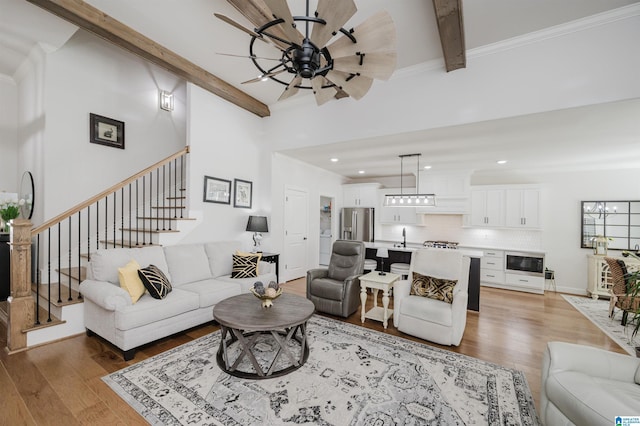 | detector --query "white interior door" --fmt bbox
[284,186,308,281]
